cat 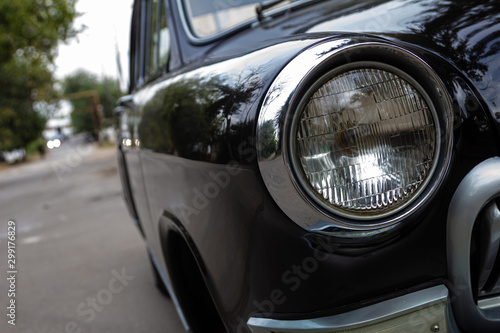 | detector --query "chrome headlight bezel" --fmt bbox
[288,61,441,220]
[256,39,453,234]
